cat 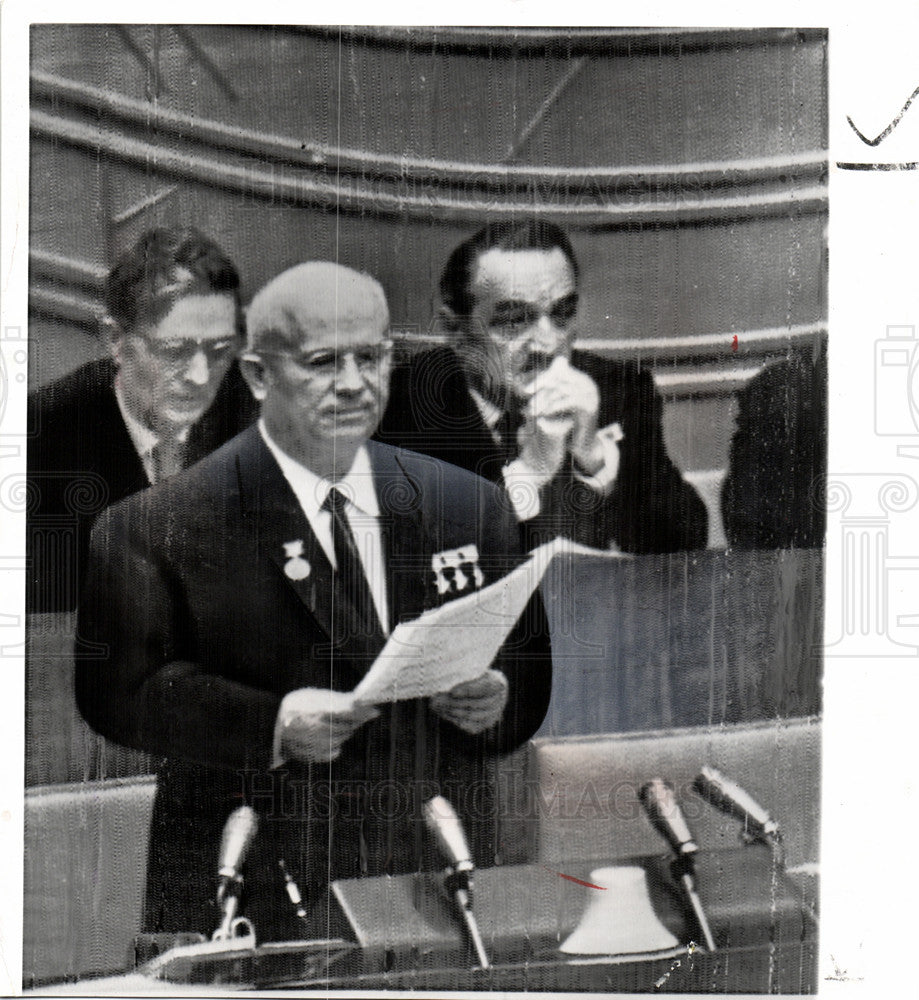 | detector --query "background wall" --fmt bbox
[23,34,827,978]
[28,24,828,538]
